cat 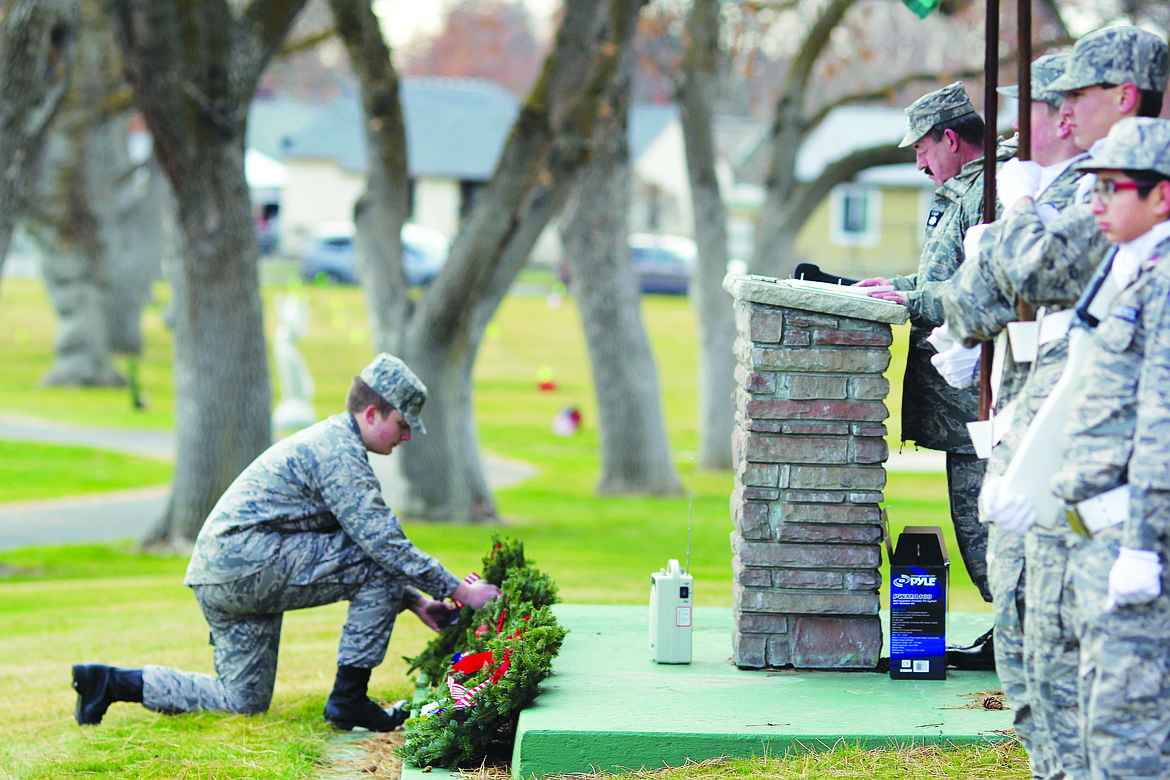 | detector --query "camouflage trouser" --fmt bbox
[1025,527,1088,780]
[986,523,1049,777]
[1069,508,1170,780]
[948,452,991,601]
[143,532,410,715]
